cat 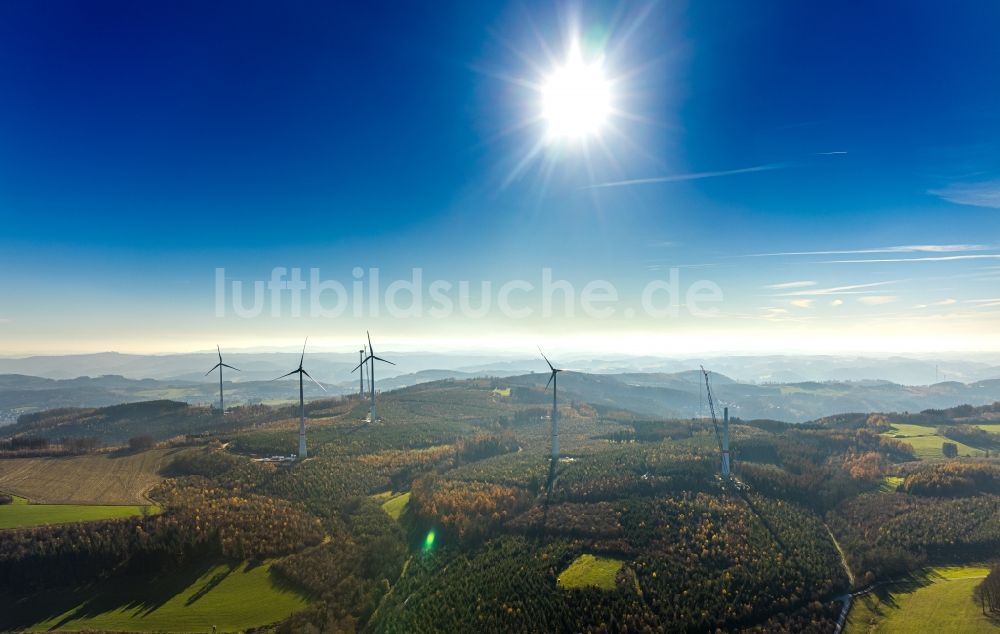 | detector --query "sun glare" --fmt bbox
[541,42,611,141]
